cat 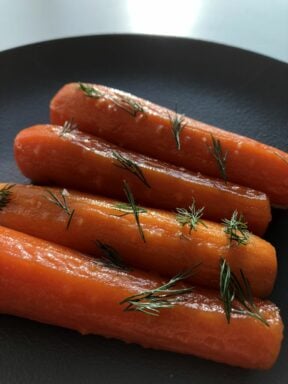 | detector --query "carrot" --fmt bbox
[0,183,276,297]
[50,83,288,207]
[0,225,283,369]
[14,124,271,236]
